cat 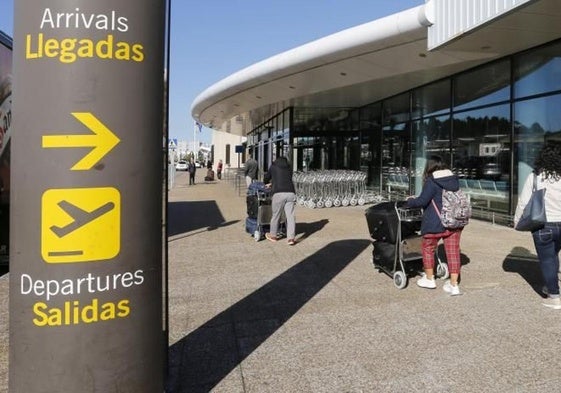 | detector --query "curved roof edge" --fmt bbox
[0,30,12,49]
[191,4,429,124]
